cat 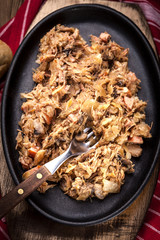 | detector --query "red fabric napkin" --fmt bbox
[0,0,159,239]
